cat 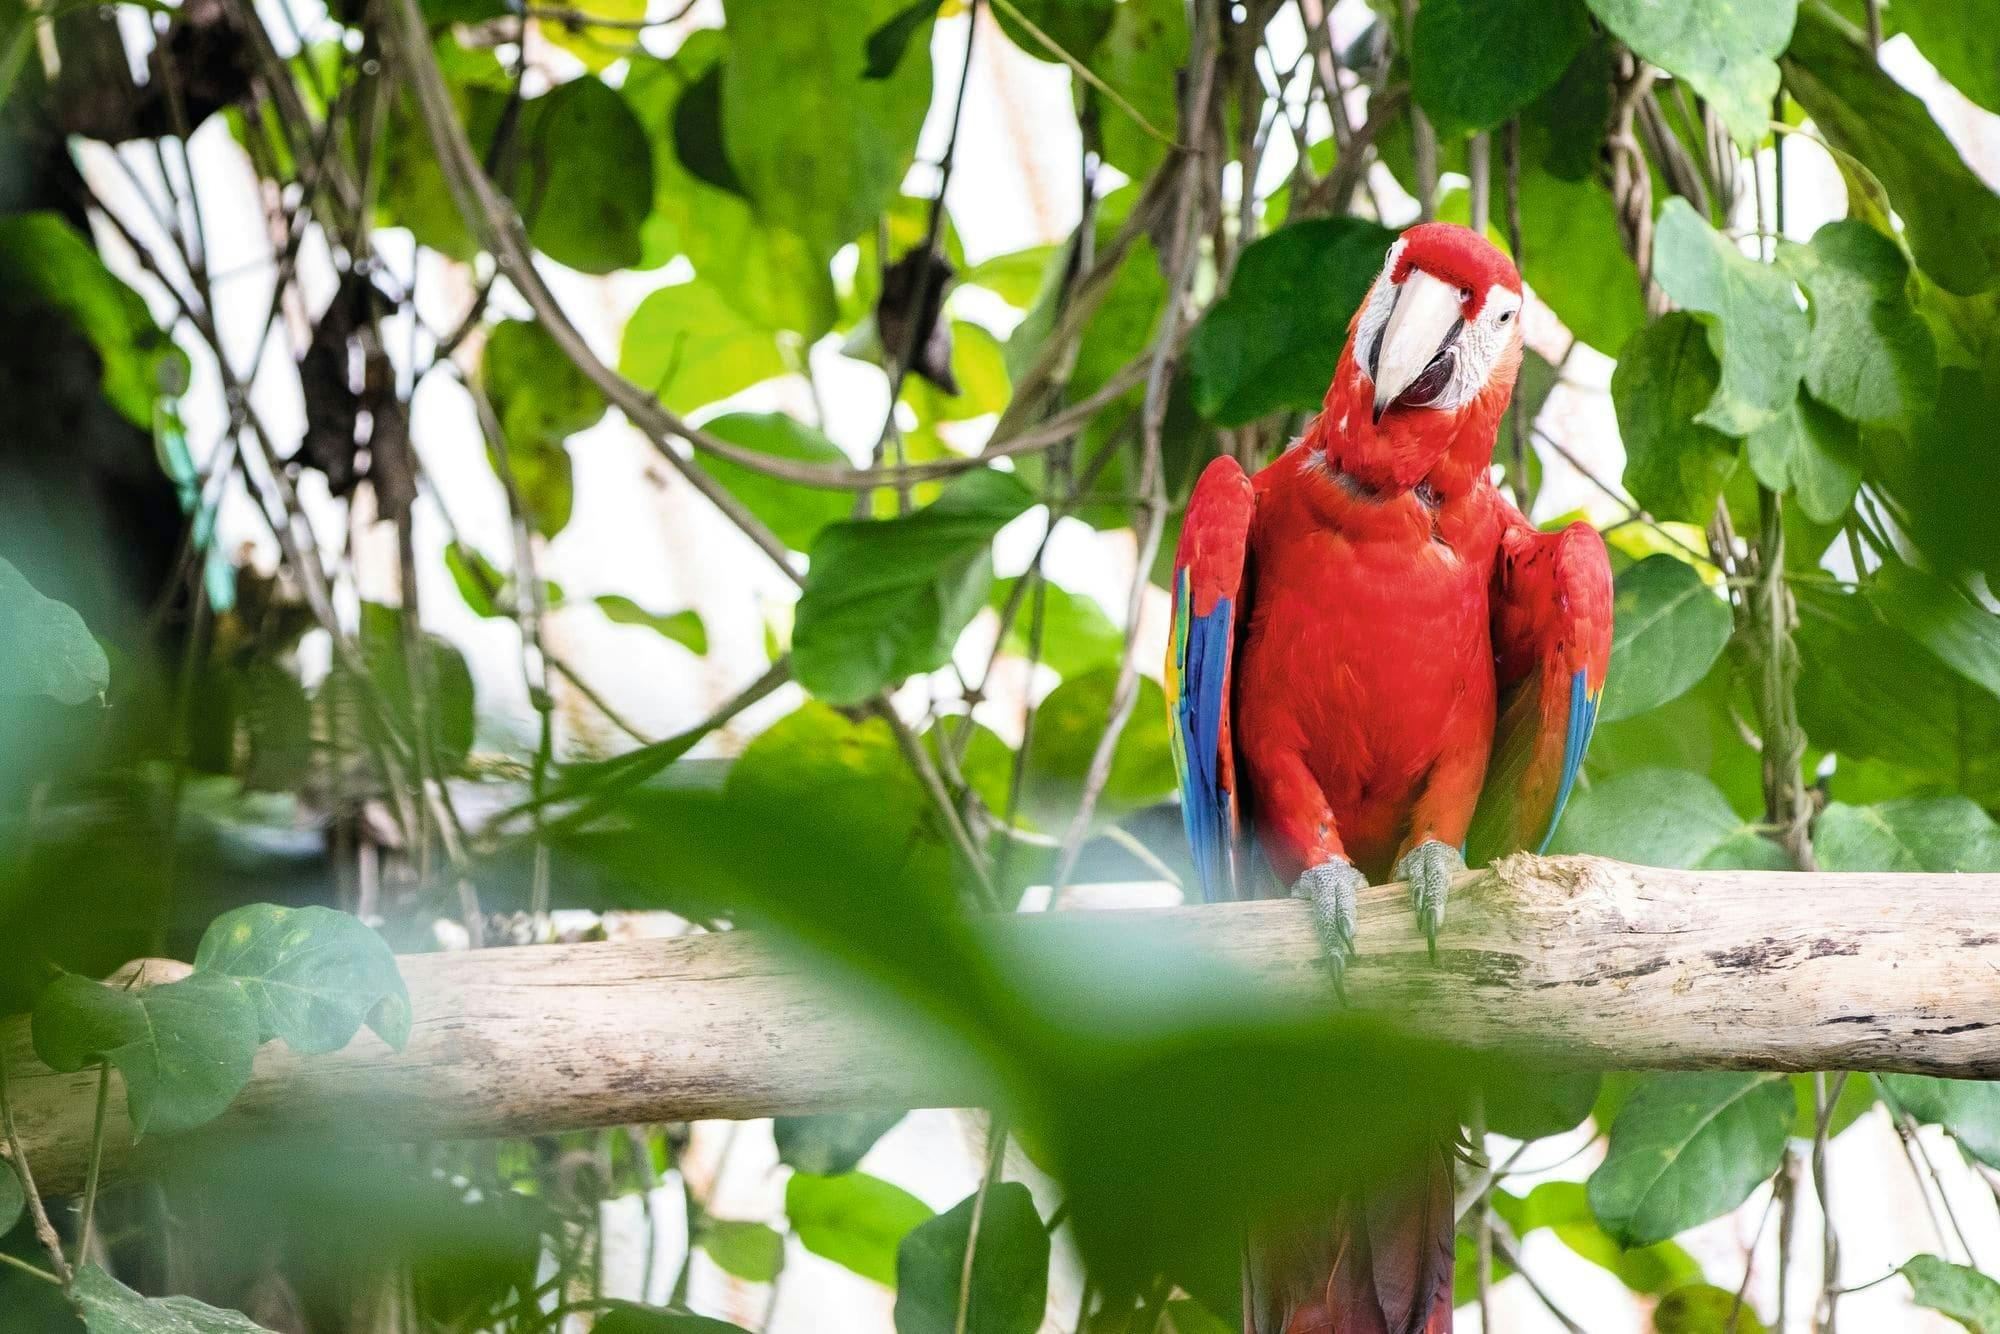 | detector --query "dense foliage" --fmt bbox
[0,0,1998,1329]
